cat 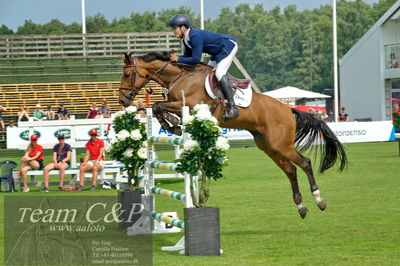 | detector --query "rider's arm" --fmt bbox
[177,35,203,65]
